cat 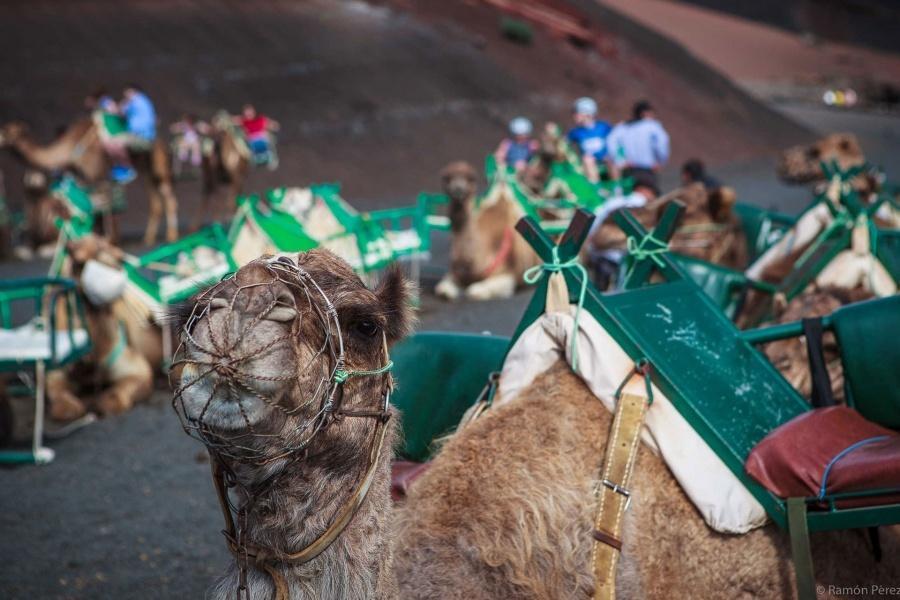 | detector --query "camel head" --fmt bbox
[777,133,864,184]
[173,250,415,465]
[0,121,29,147]
[441,160,478,233]
[666,182,738,226]
[537,122,565,162]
